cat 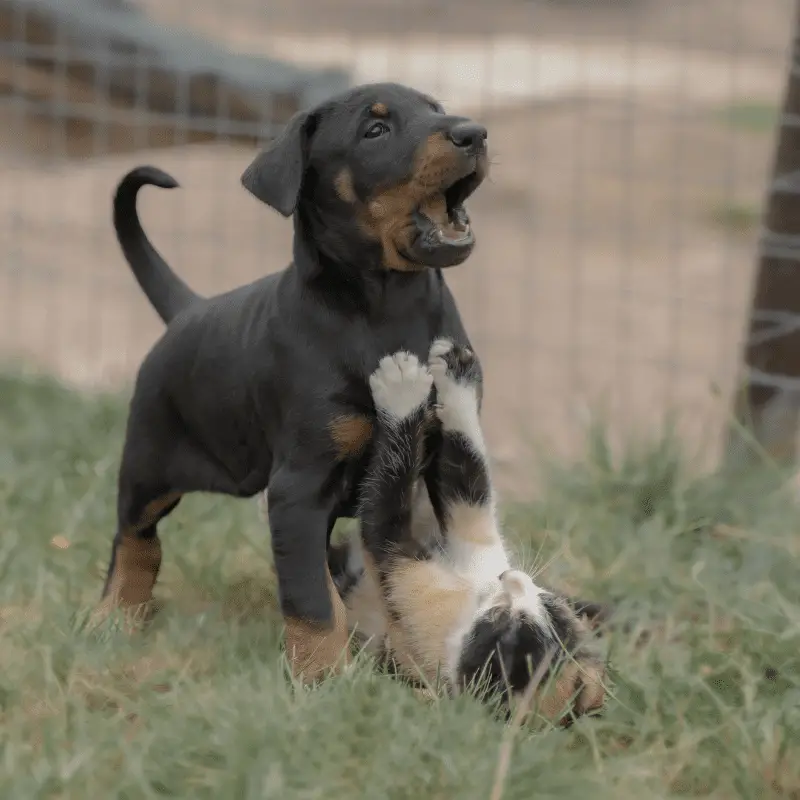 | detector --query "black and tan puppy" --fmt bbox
[100,82,489,683]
